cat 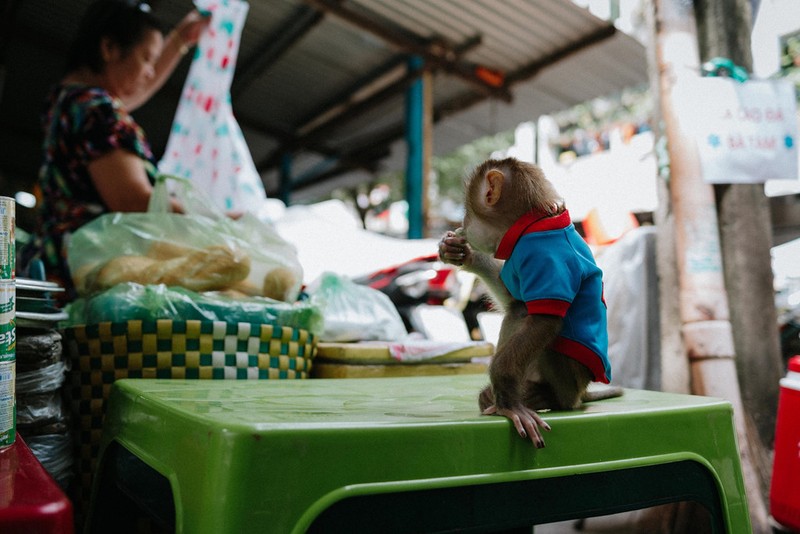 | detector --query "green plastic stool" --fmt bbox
[86,376,751,533]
